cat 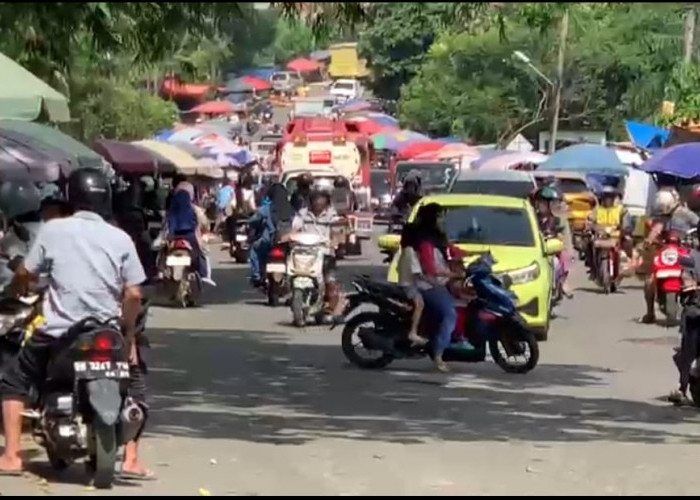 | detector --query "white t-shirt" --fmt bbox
[398,247,422,287]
